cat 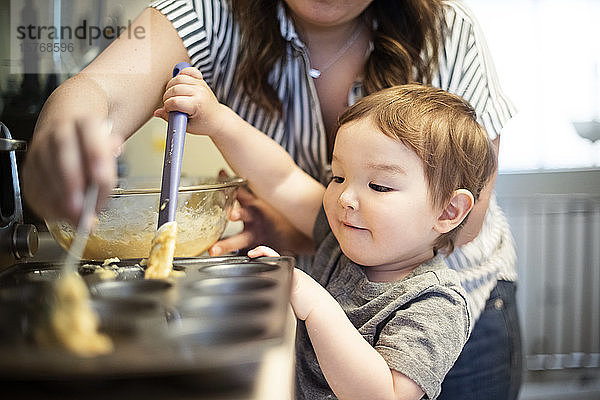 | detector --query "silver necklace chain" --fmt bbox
[309,23,363,79]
